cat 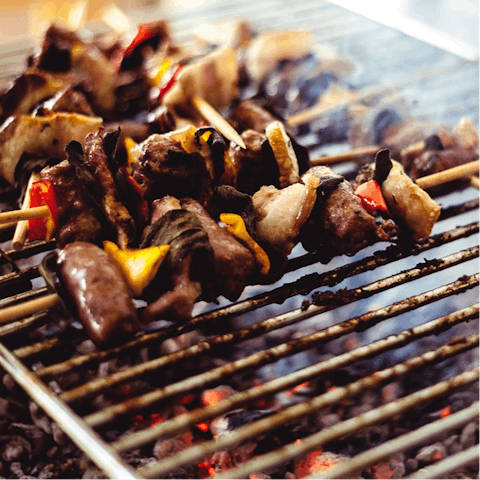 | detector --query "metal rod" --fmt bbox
[85,273,478,428]
[407,444,479,479]
[313,402,479,479]
[0,342,140,479]
[58,250,479,405]
[112,304,479,453]
[139,360,479,478]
